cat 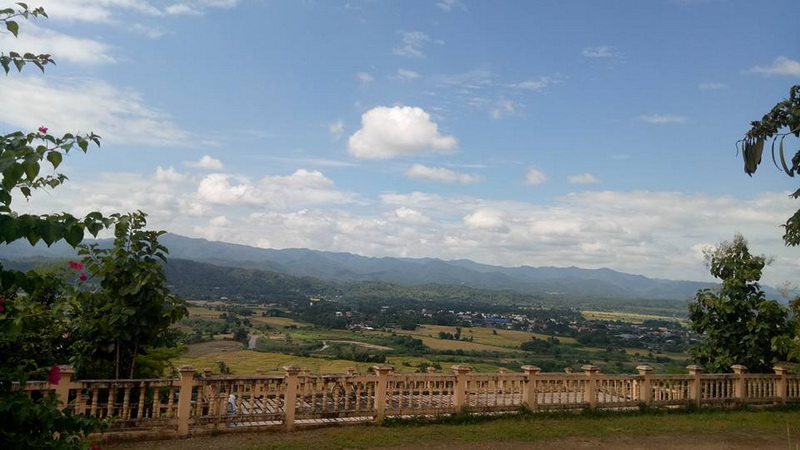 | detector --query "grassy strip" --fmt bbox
[245,406,800,450]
